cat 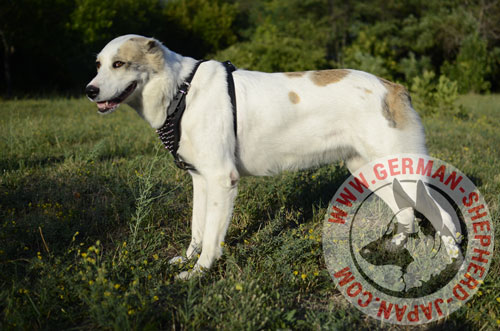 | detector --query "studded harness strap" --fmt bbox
[156,60,237,171]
